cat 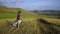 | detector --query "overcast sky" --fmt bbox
[0,0,60,10]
